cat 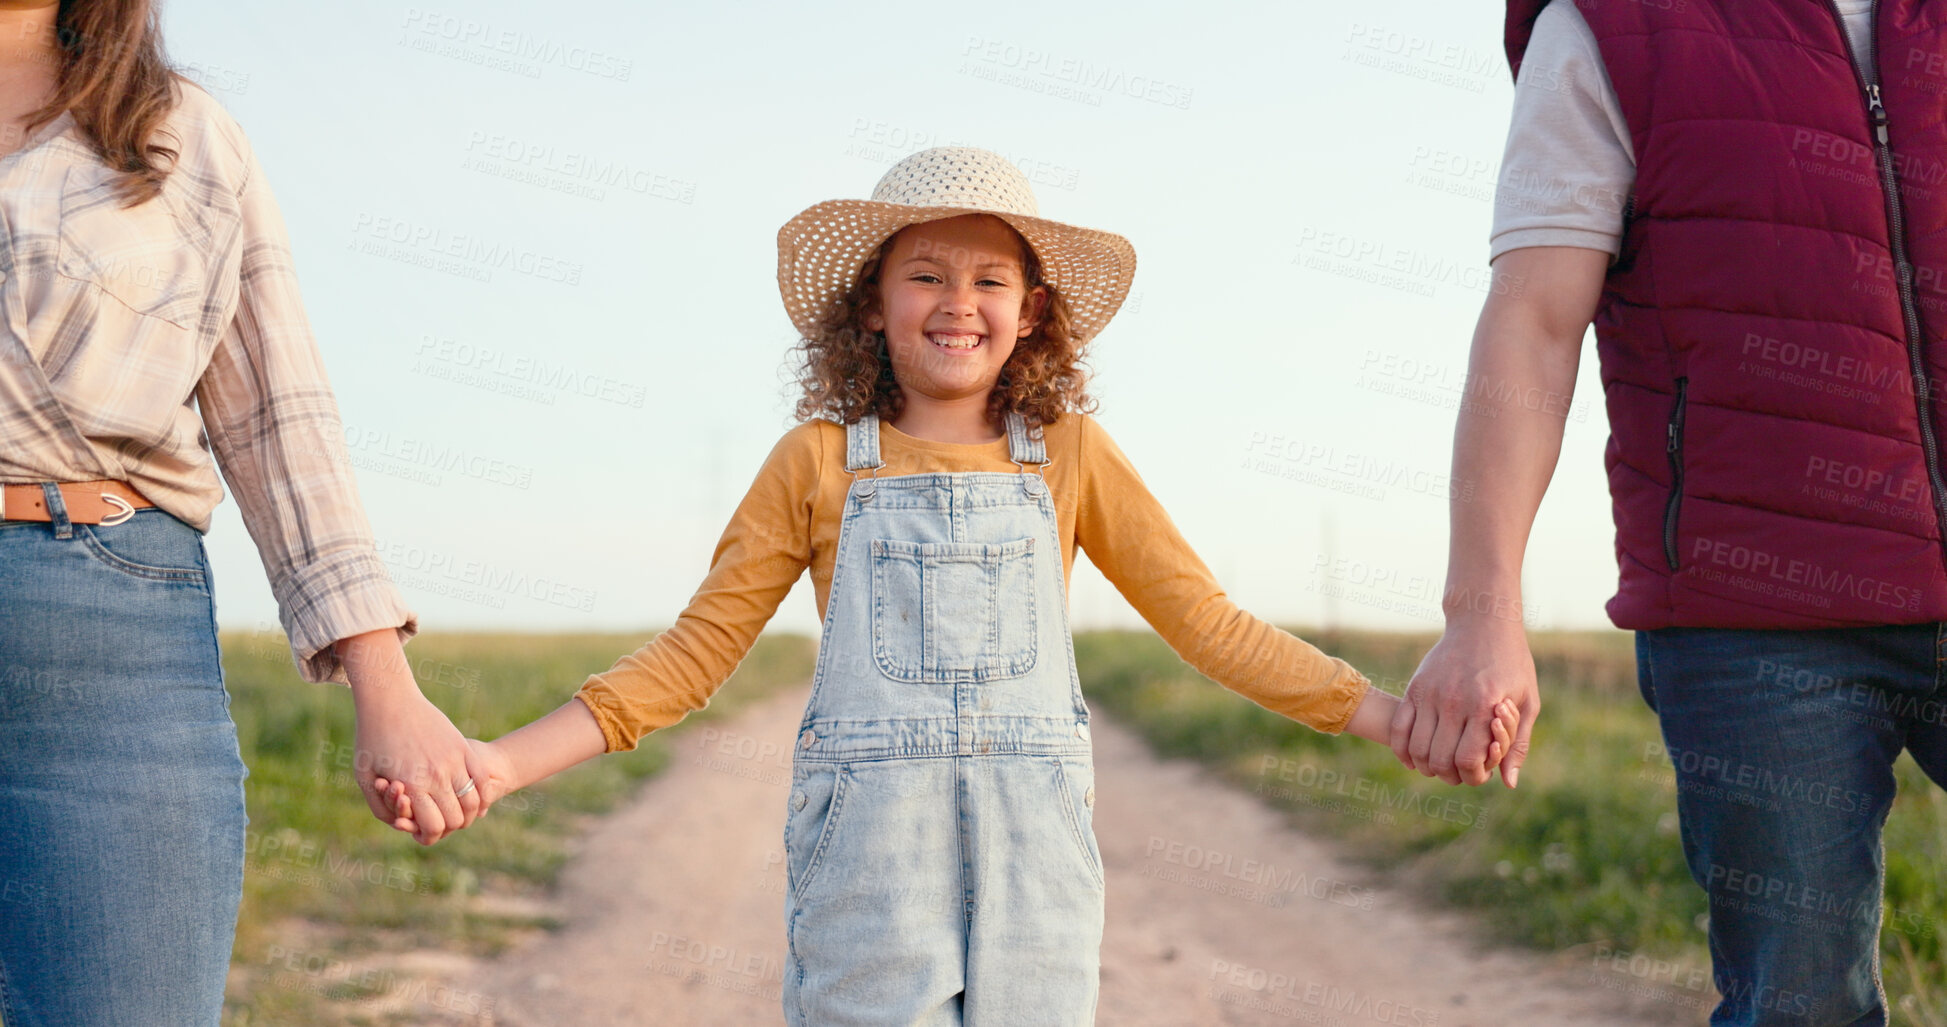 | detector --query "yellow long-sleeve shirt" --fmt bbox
[574,412,1370,752]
